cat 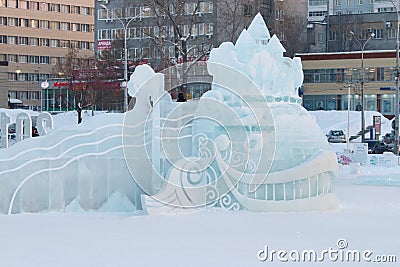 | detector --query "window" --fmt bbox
[0,35,6,44]
[373,28,383,39]
[9,73,17,81]
[98,9,107,20]
[183,25,190,36]
[30,19,39,28]
[40,2,49,11]
[111,28,123,39]
[29,1,39,10]
[29,55,39,64]
[275,9,284,20]
[61,22,70,31]
[128,28,139,39]
[50,57,58,65]
[142,47,151,59]
[50,21,60,30]
[336,0,341,6]
[20,18,28,27]
[199,23,205,35]
[30,37,39,46]
[318,32,325,43]
[0,17,6,25]
[141,6,152,17]
[19,55,28,63]
[70,41,79,48]
[8,54,18,62]
[200,2,213,13]
[19,37,28,45]
[128,48,139,59]
[308,11,327,17]
[40,38,49,46]
[81,7,90,15]
[388,28,397,39]
[61,4,70,13]
[347,0,351,5]
[49,3,60,12]
[142,27,151,38]
[80,41,90,50]
[309,0,328,5]
[40,20,49,29]
[60,40,70,48]
[19,91,28,99]
[191,24,198,36]
[8,36,18,44]
[50,39,59,47]
[329,30,337,41]
[39,56,49,64]
[244,4,253,16]
[358,0,363,4]
[98,29,110,39]
[81,24,90,32]
[184,2,196,14]
[8,17,18,26]
[71,6,80,14]
[8,0,17,8]
[29,73,38,81]
[205,23,213,35]
[72,23,80,31]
